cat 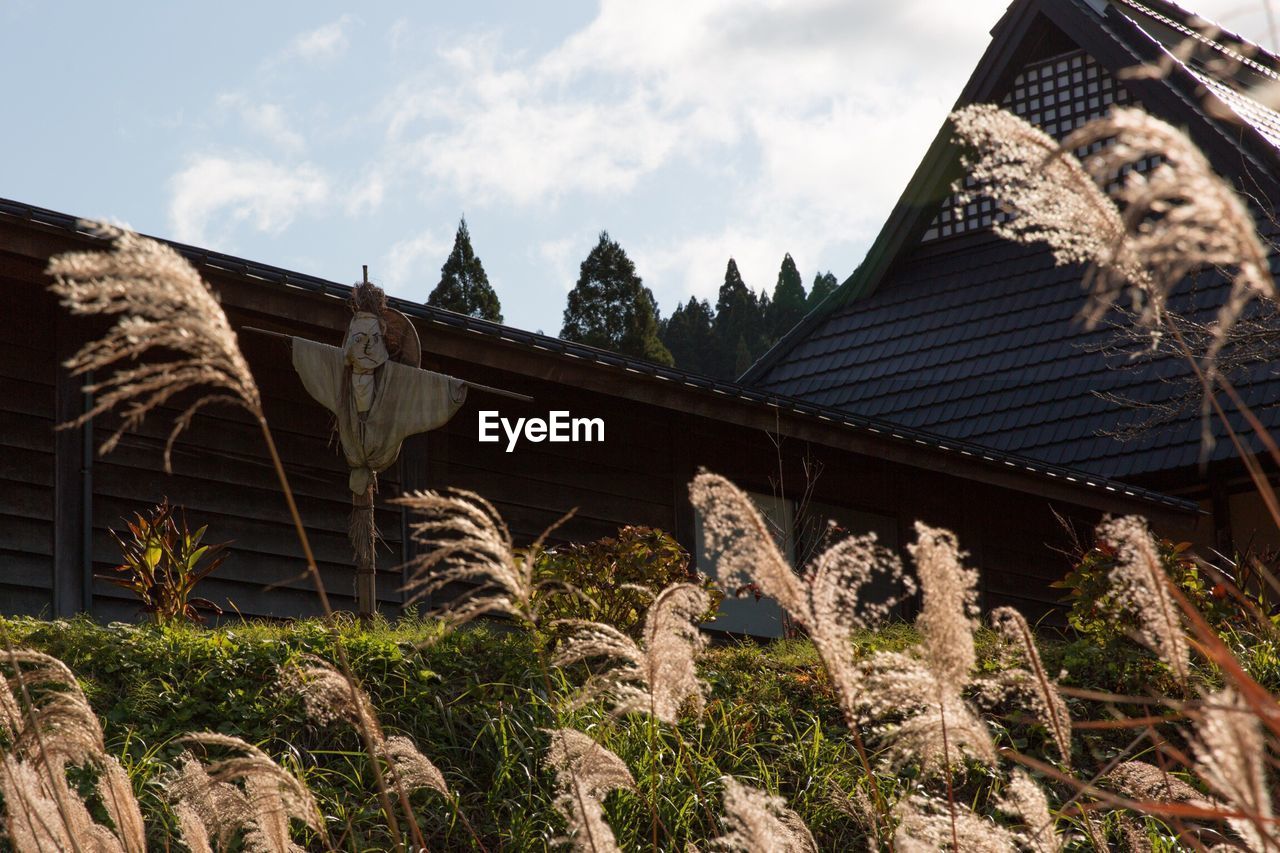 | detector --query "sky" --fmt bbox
[2,1,1274,336]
